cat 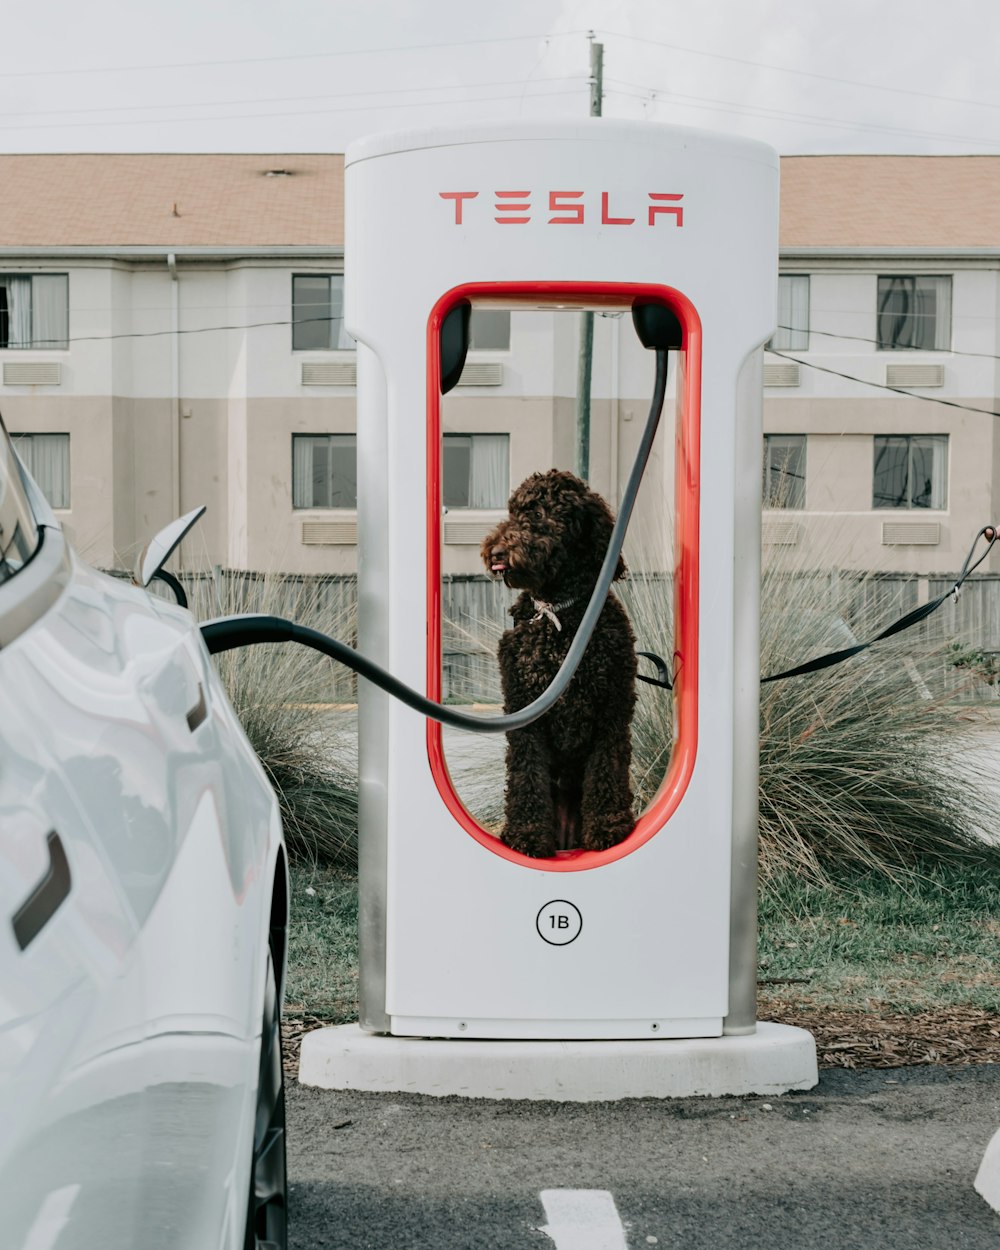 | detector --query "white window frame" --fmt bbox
[442,433,510,509]
[876,276,951,352]
[10,432,70,509]
[292,433,357,509]
[769,275,809,351]
[0,274,69,350]
[291,274,354,352]
[763,434,806,510]
[872,434,948,510]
